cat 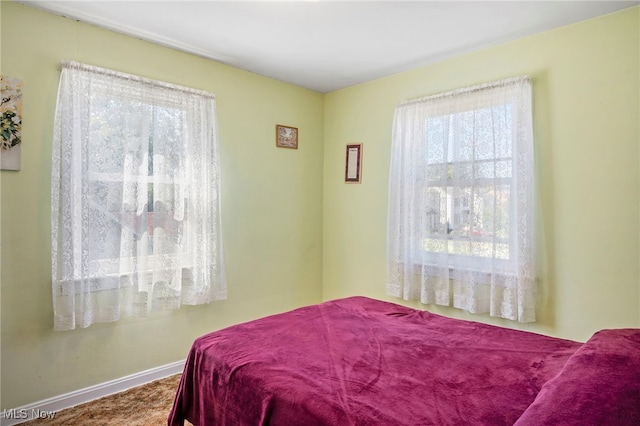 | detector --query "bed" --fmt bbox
[168,296,640,425]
